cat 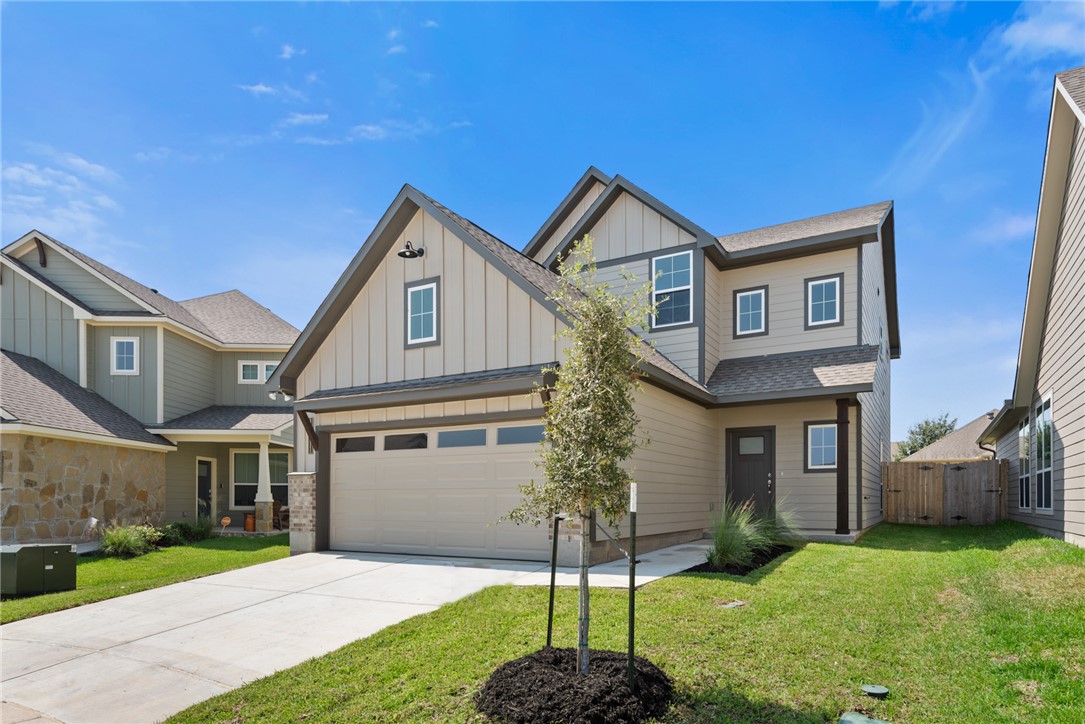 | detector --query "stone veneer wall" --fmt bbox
[1,434,167,543]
